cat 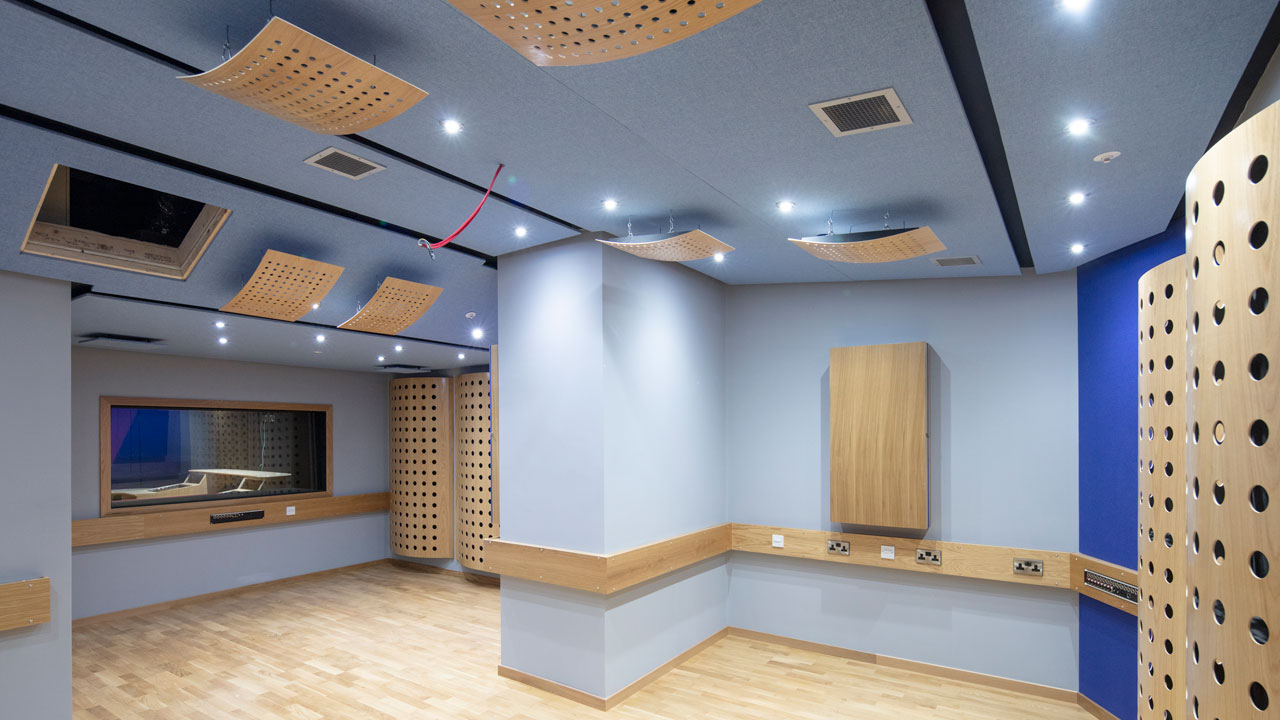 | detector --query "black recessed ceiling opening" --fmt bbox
[66,168,205,248]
